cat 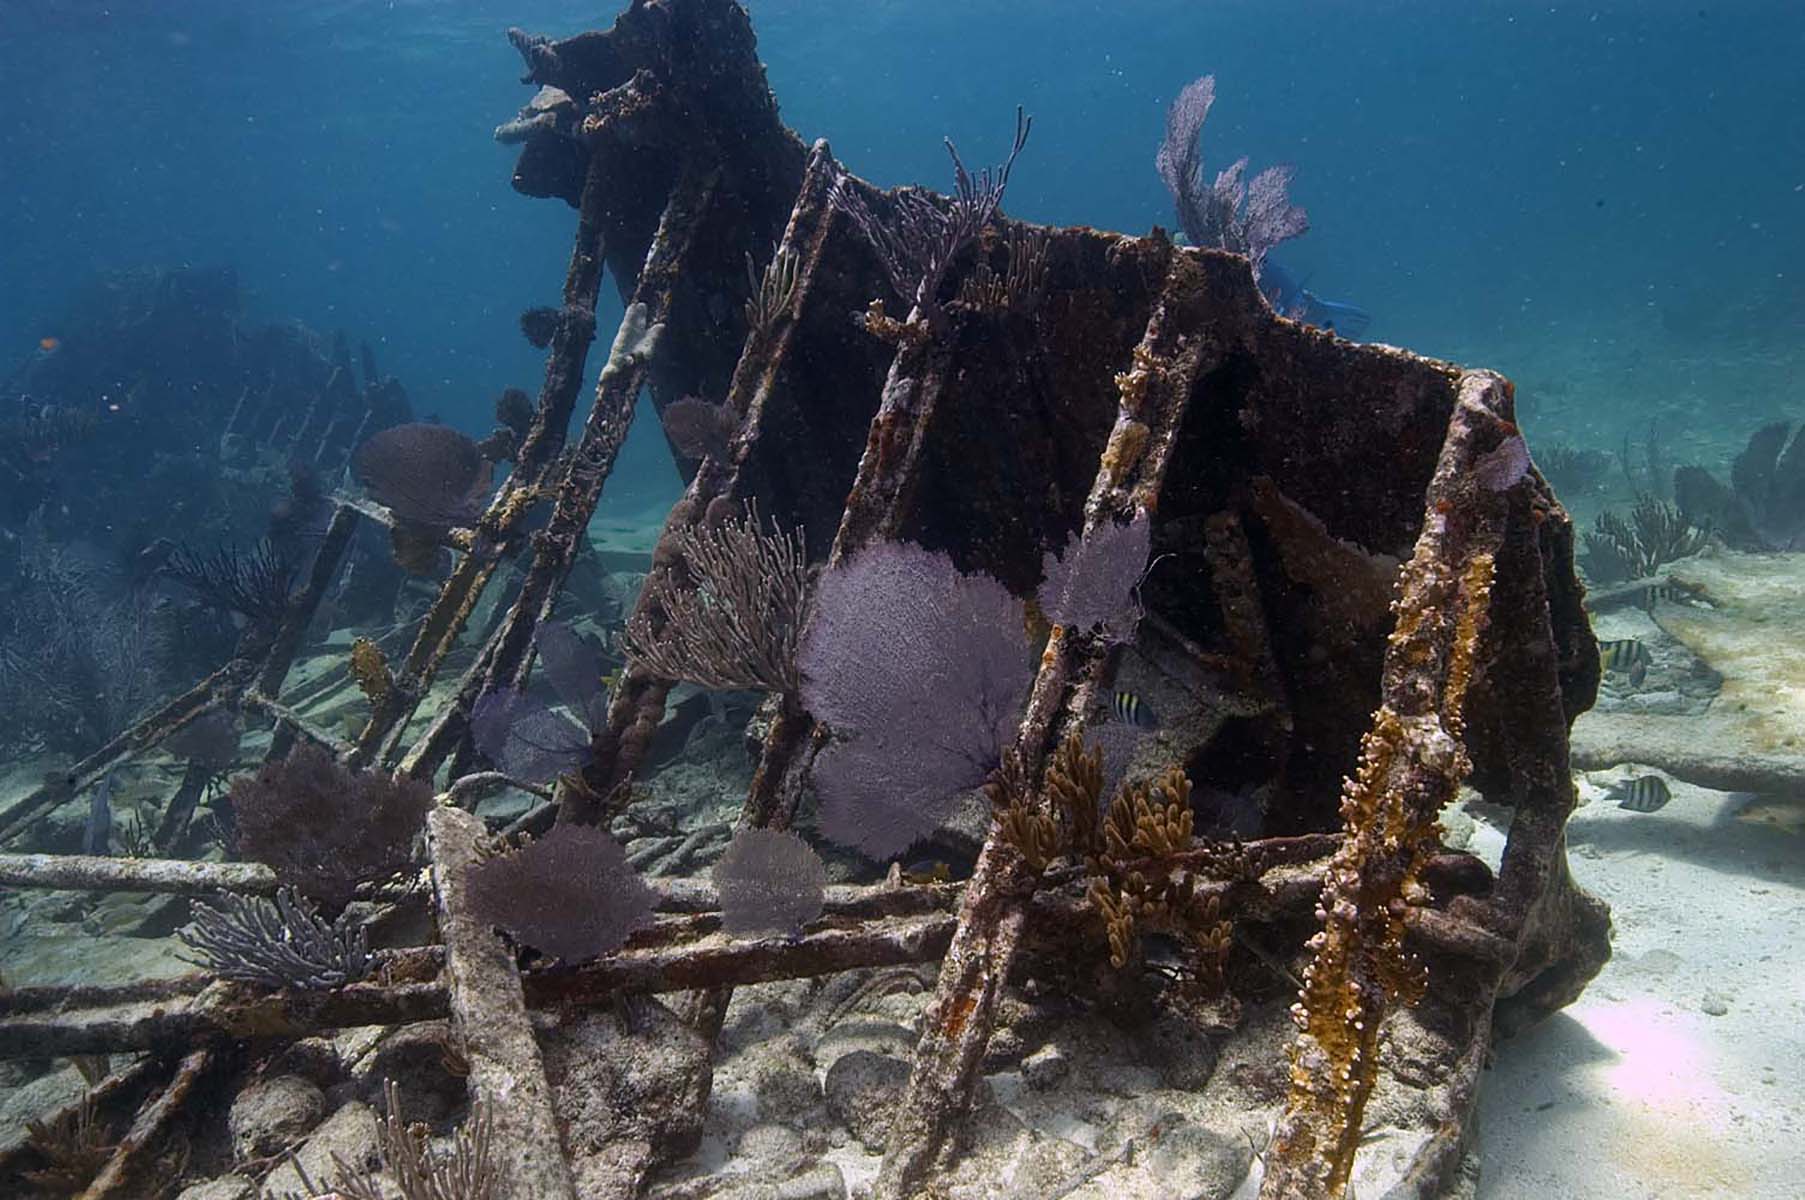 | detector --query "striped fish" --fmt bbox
[1640,582,1697,610]
[1598,638,1651,685]
[1112,691,1158,729]
[1613,775,1672,814]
